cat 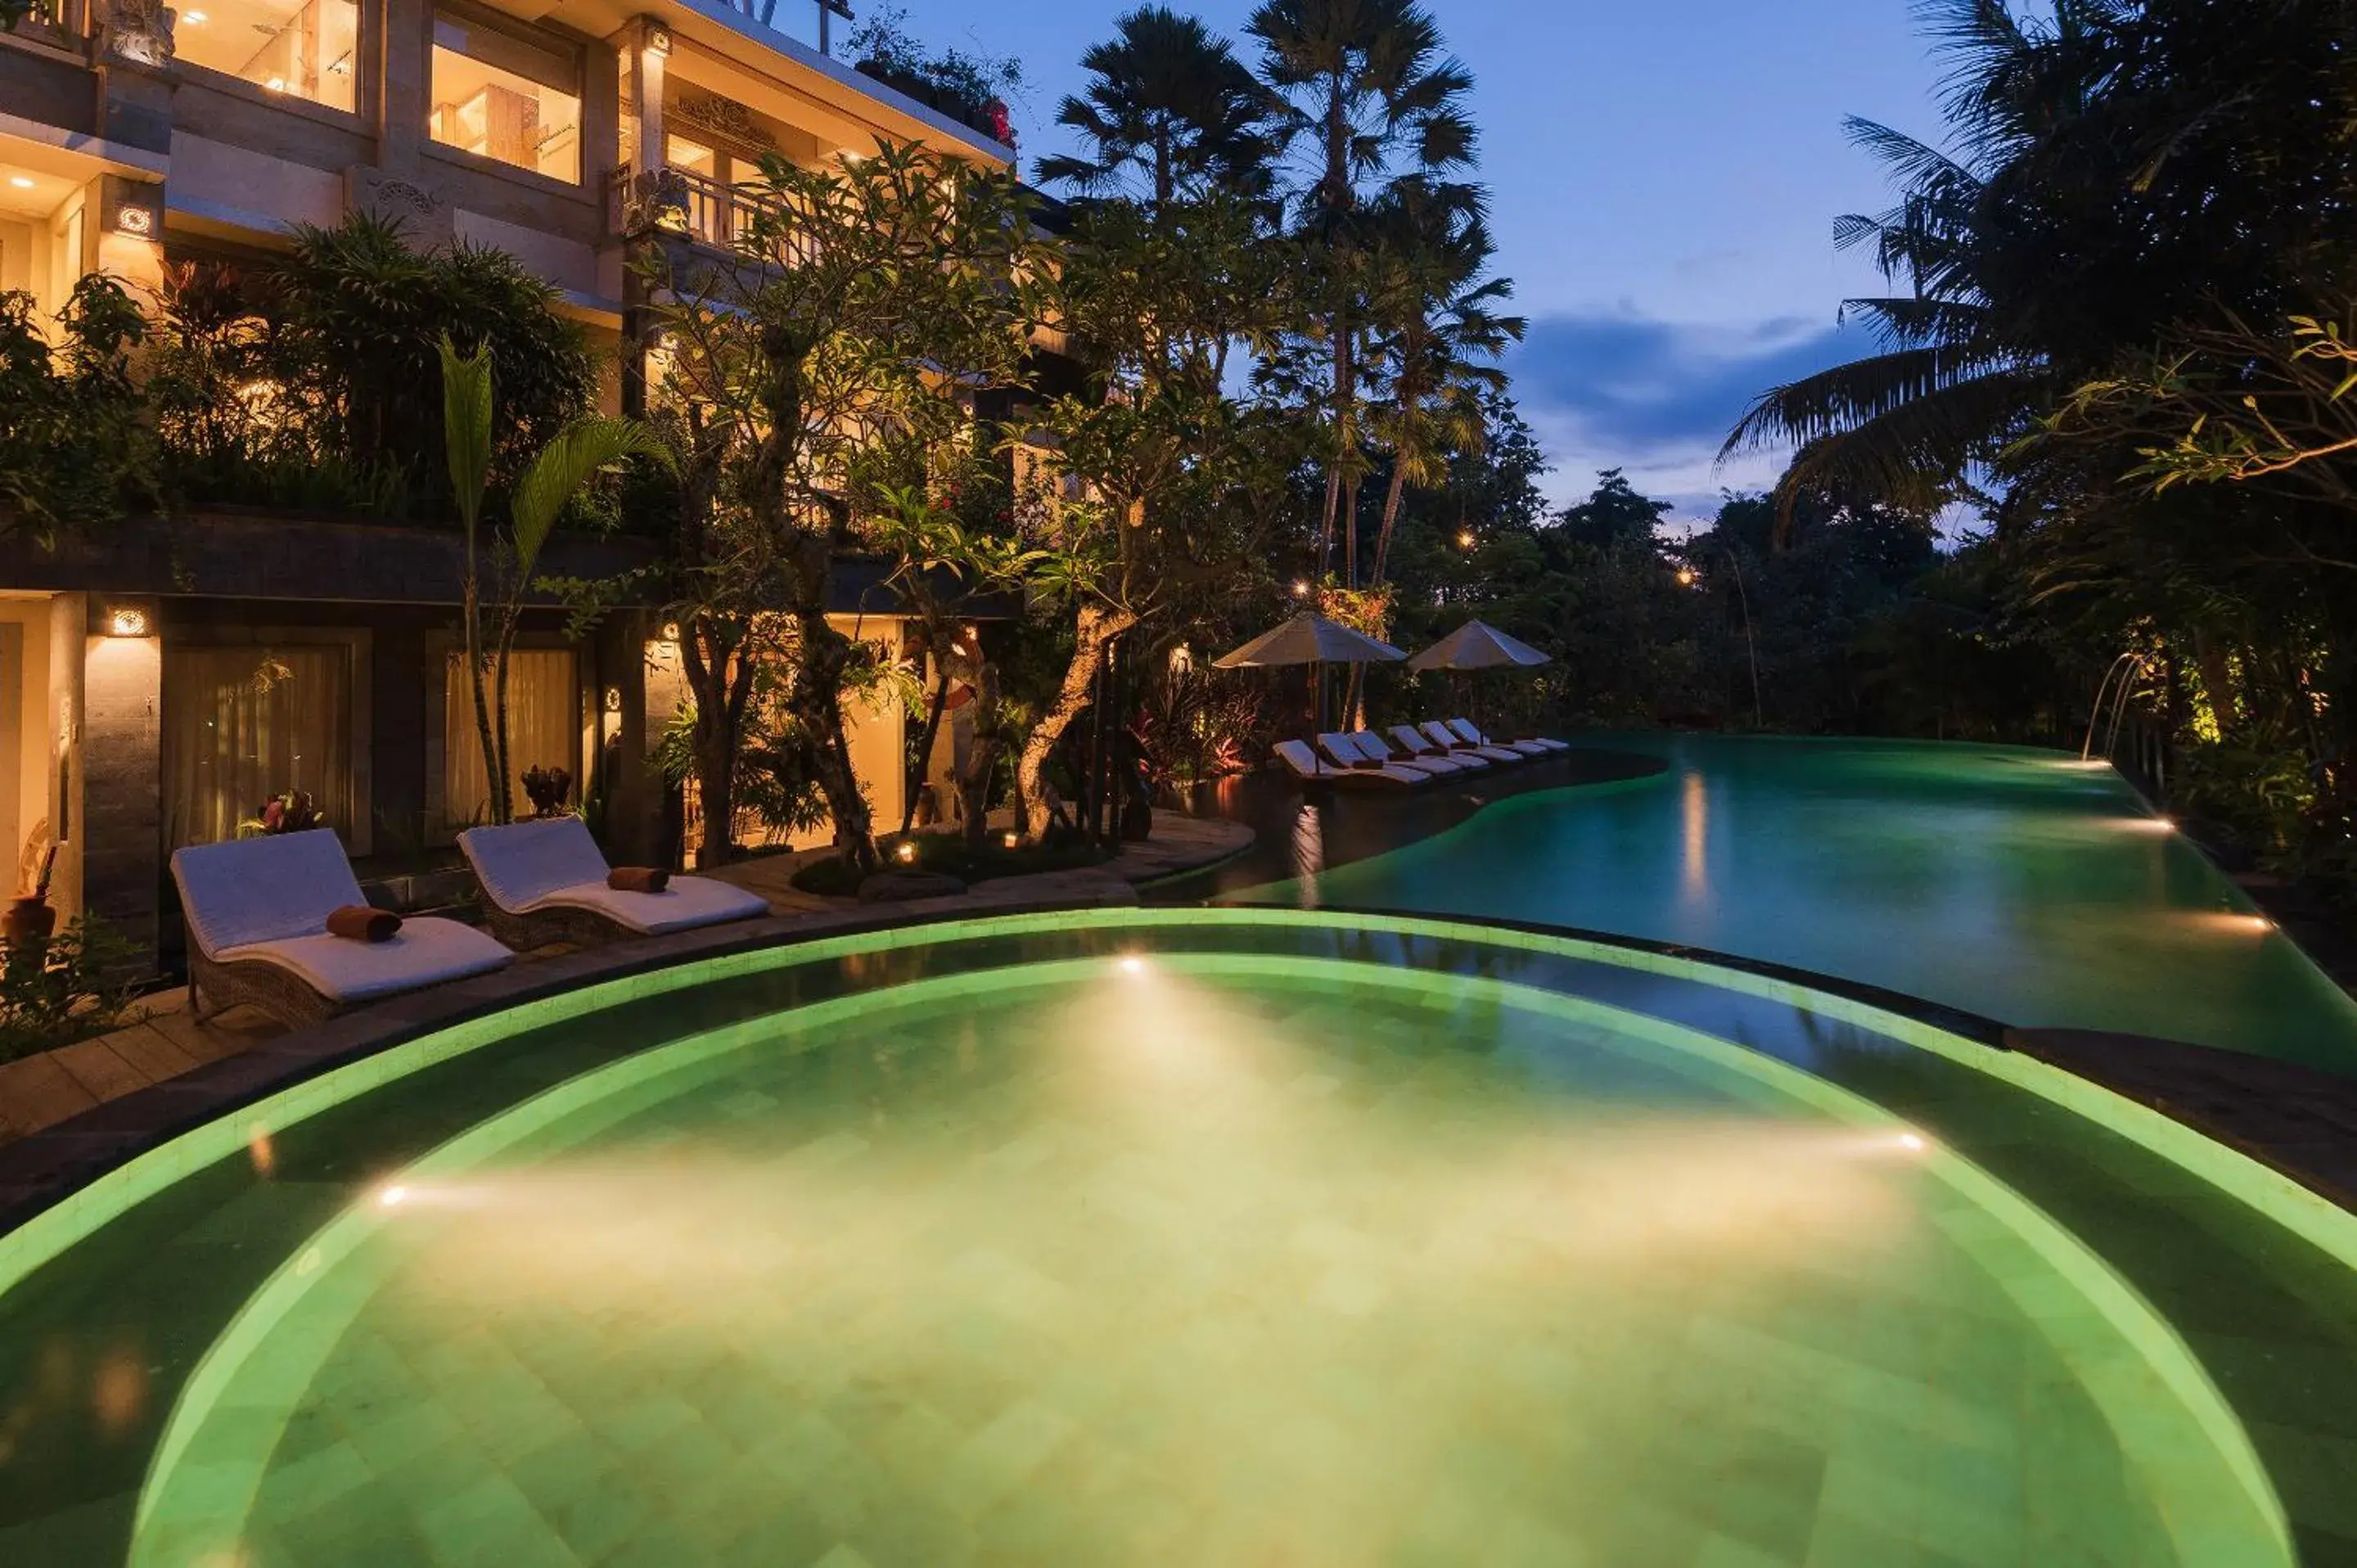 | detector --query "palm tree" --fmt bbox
[1720,114,2044,526]
[1247,0,1475,583]
[1362,176,1523,586]
[440,340,670,823]
[1036,7,1273,210]
[1719,0,2084,525]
